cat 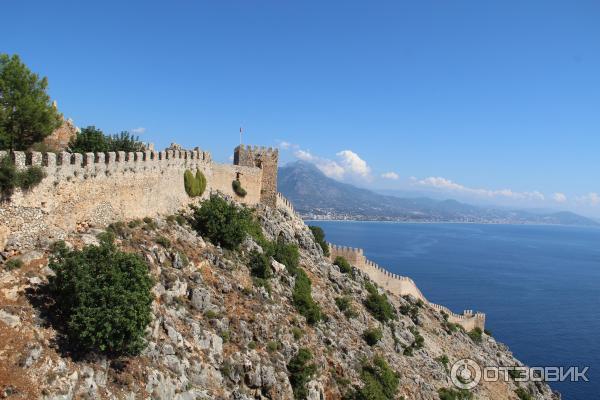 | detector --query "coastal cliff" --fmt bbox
[0,198,559,400]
